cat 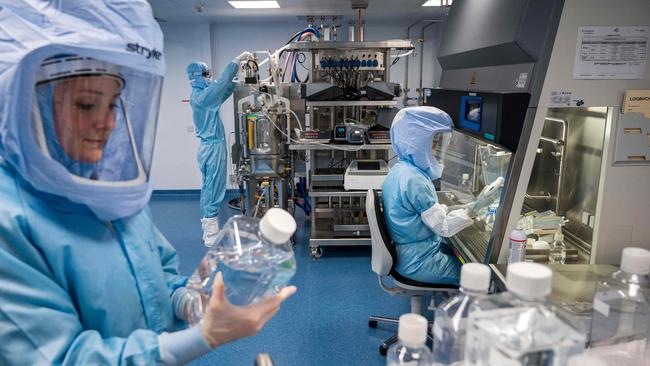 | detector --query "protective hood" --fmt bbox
[0,1,165,221]
[187,61,211,89]
[390,106,453,181]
